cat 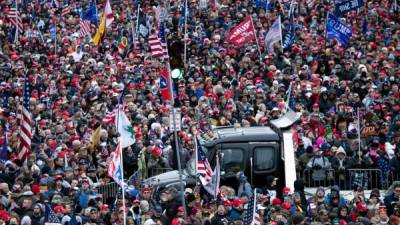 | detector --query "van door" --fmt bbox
[219,143,247,178]
[249,142,279,174]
